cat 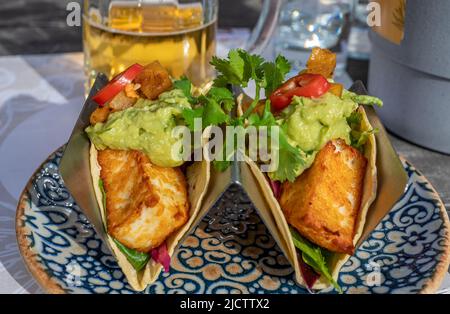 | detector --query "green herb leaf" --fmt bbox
[181,107,204,131]
[261,55,292,97]
[173,77,197,104]
[98,179,107,231]
[98,179,107,210]
[209,49,296,176]
[100,181,150,272]
[211,51,245,86]
[212,142,232,172]
[275,54,291,77]
[250,100,276,126]
[242,51,265,83]
[261,62,283,98]
[351,128,379,152]
[289,227,342,293]
[211,49,265,89]
[213,159,231,172]
[199,95,230,127]
[347,111,362,126]
[245,100,305,182]
[181,96,230,132]
[212,129,238,172]
[113,239,150,272]
[177,77,234,132]
[269,127,305,182]
[229,49,247,82]
[207,87,235,113]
